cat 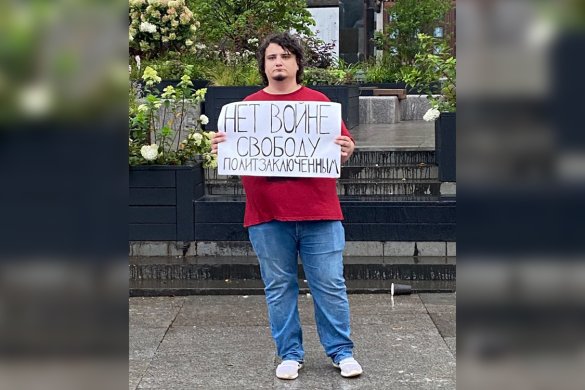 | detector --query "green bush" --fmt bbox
[188,0,315,53]
[354,59,400,84]
[400,34,456,112]
[203,55,262,86]
[373,0,452,75]
[303,67,346,86]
